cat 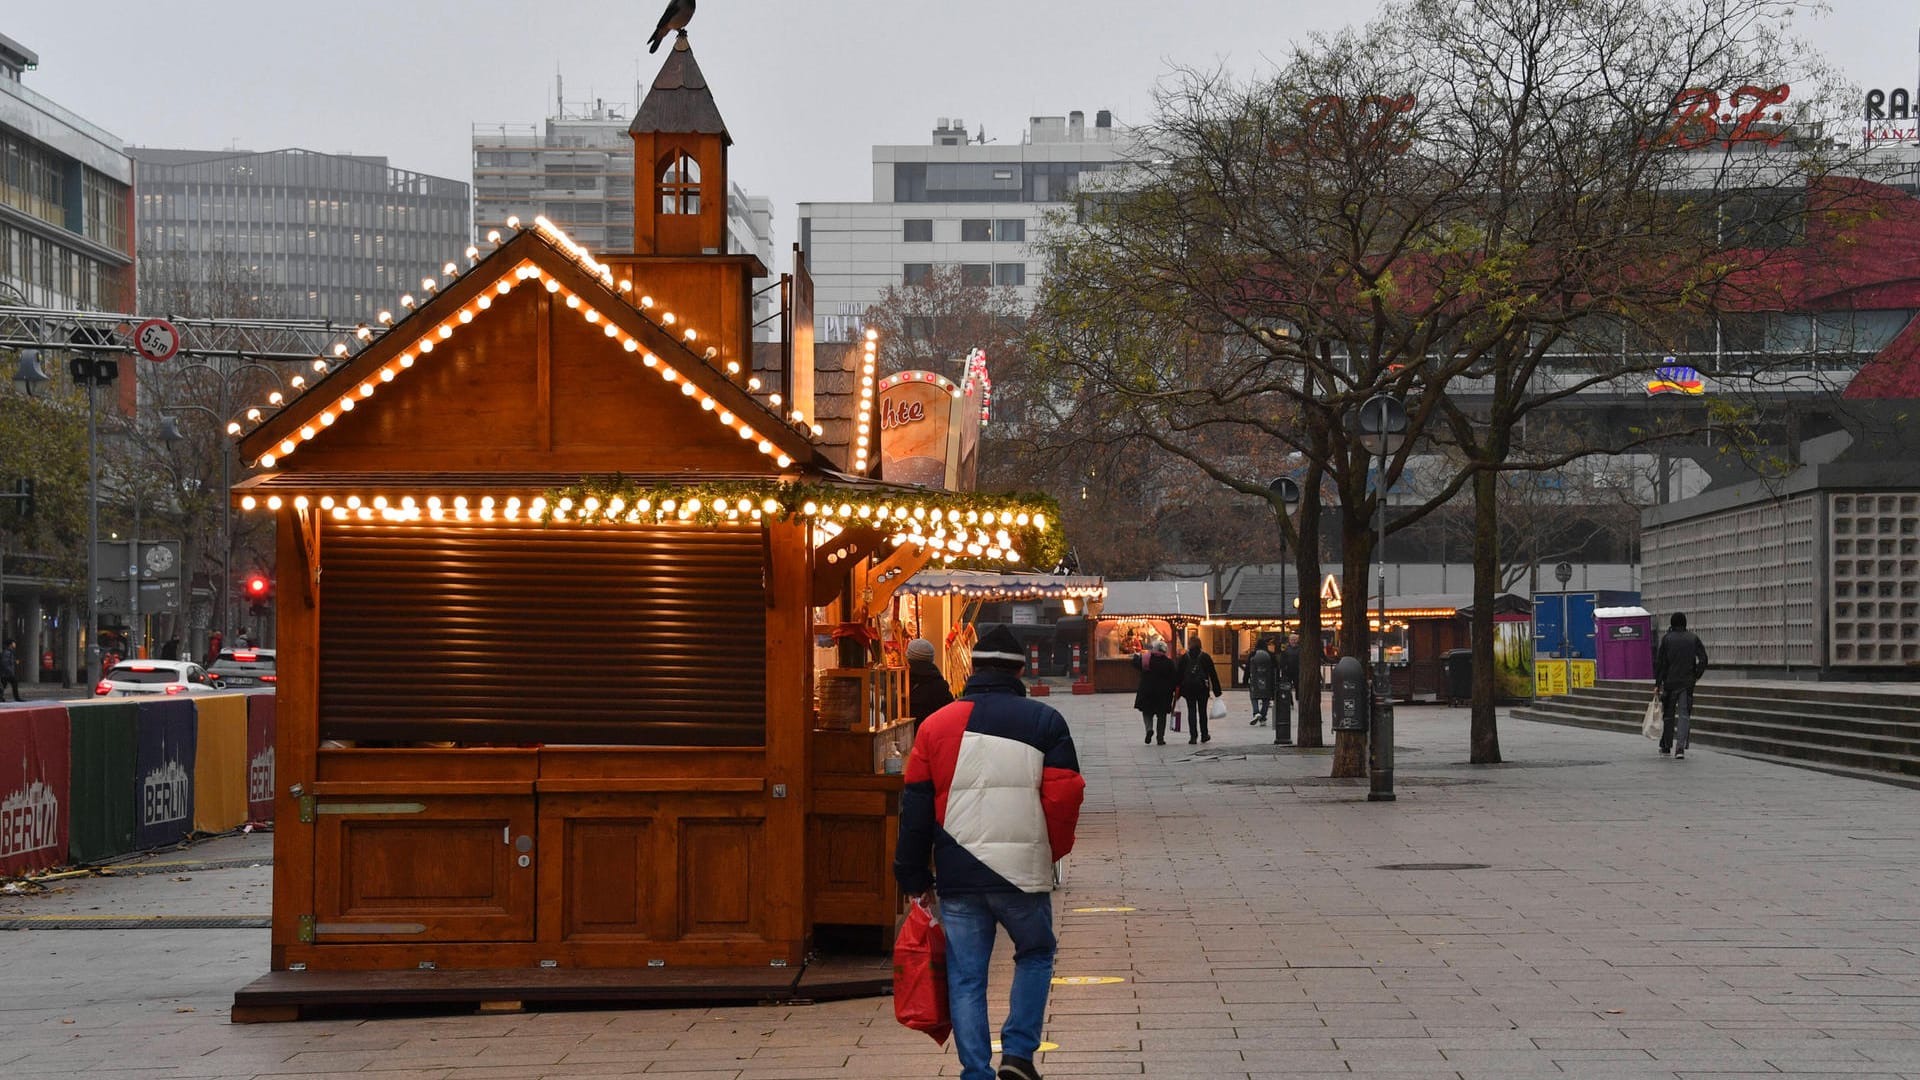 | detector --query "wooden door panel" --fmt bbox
[679,817,766,940]
[313,795,534,943]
